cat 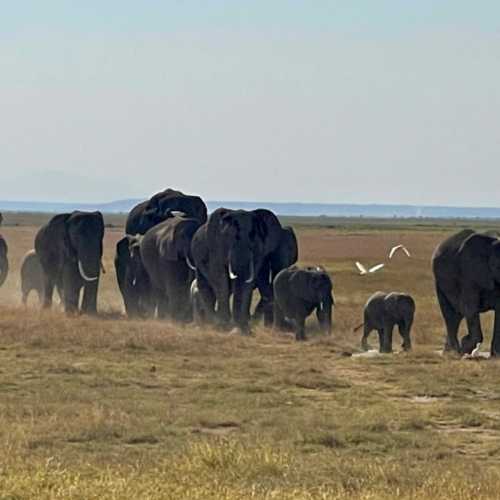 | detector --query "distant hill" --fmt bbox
[1,199,500,219]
